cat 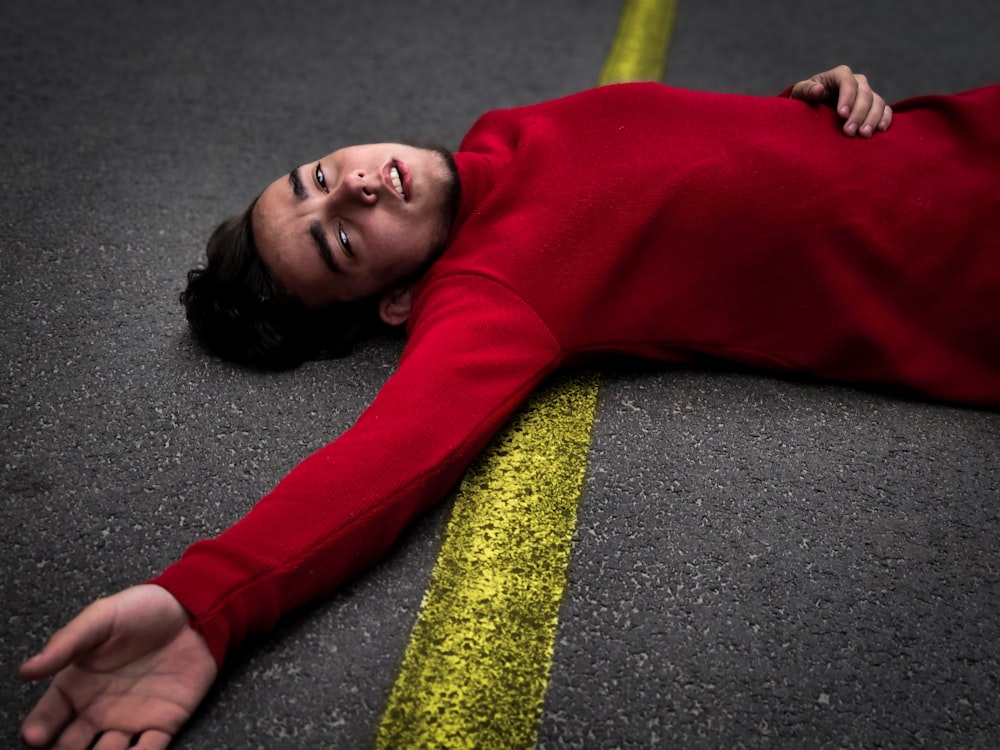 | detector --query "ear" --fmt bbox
[378,287,412,326]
